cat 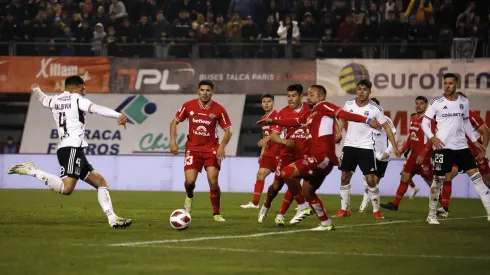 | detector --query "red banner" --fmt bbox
[0,57,110,93]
